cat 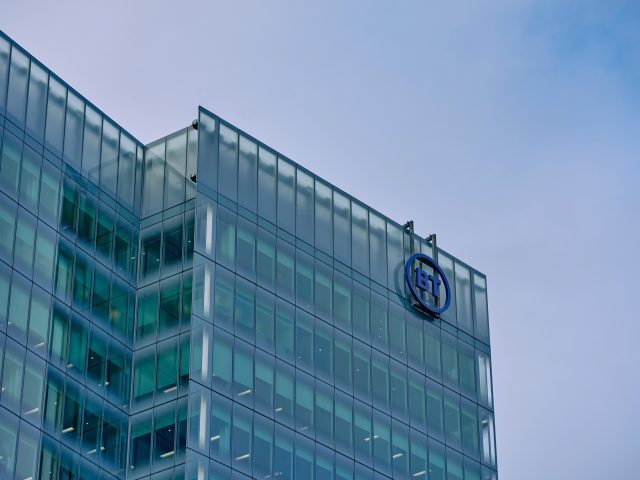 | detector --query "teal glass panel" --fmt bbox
[233,339,254,405]
[372,411,391,477]
[335,390,353,454]
[333,271,351,332]
[133,346,155,410]
[14,208,36,275]
[473,273,490,341]
[274,360,294,427]
[275,300,294,363]
[214,266,234,331]
[216,206,236,269]
[91,265,110,322]
[314,260,332,322]
[235,277,255,340]
[295,309,313,370]
[198,110,218,192]
[426,379,444,439]
[100,120,119,195]
[140,223,161,283]
[461,398,479,456]
[444,391,461,447]
[314,179,332,256]
[95,208,114,261]
[455,262,473,333]
[6,46,29,126]
[352,280,370,342]
[19,146,41,212]
[389,301,406,363]
[153,401,177,470]
[428,439,446,480]
[59,177,78,235]
[333,330,352,394]
[232,403,253,474]
[44,77,66,155]
[314,317,333,383]
[369,212,387,286]
[294,434,314,479]
[0,36,10,115]
[459,341,477,399]
[386,221,403,292]
[333,190,350,266]
[211,327,233,395]
[353,340,371,404]
[371,350,389,411]
[165,130,187,208]
[256,227,276,291]
[82,105,102,181]
[0,194,16,262]
[157,337,178,400]
[441,332,458,389]
[0,262,9,328]
[25,61,48,142]
[0,131,22,198]
[277,157,295,233]
[117,132,137,208]
[370,292,388,353]
[253,414,274,478]
[275,239,294,302]
[406,310,424,372]
[255,287,275,353]
[63,91,84,170]
[15,421,39,480]
[257,146,276,223]
[238,134,258,212]
[407,370,426,431]
[34,221,55,289]
[254,349,274,413]
[67,314,87,379]
[28,286,50,353]
[142,140,165,217]
[218,123,238,201]
[236,217,256,281]
[295,371,314,434]
[137,285,158,345]
[446,448,464,480]
[274,423,294,479]
[7,272,30,341]
[353,400,372,464]
[351,201,369,276]
[129,409,153,476]
[295,250,314,312]
[159,275,181,338]
[424,321,442,380]
[295,169,314,244]
[0,339,25,411]
[389,360,408,420]
[391,421,409,478]
[438,252,457,326]
[38,160,60,226]
[409,429,428,479]
[316,381,334,445]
